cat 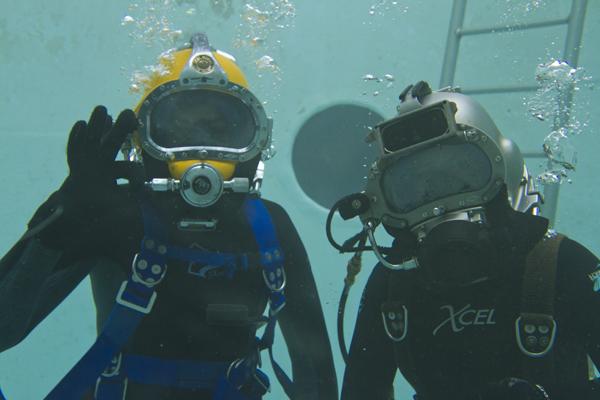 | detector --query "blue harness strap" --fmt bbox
[239,198,294,398]
[44,198,292,400]
[119,354,229,388]
[44,204,168,400]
